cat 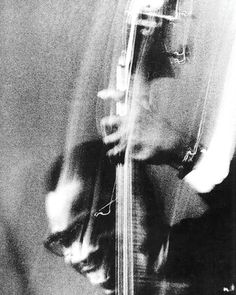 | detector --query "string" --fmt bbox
[121,10,136,295]
[117,1,174,293]
[118,1,181,293]
[116,2,141,294]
